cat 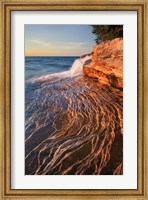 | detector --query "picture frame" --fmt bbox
[0,0,147,199]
